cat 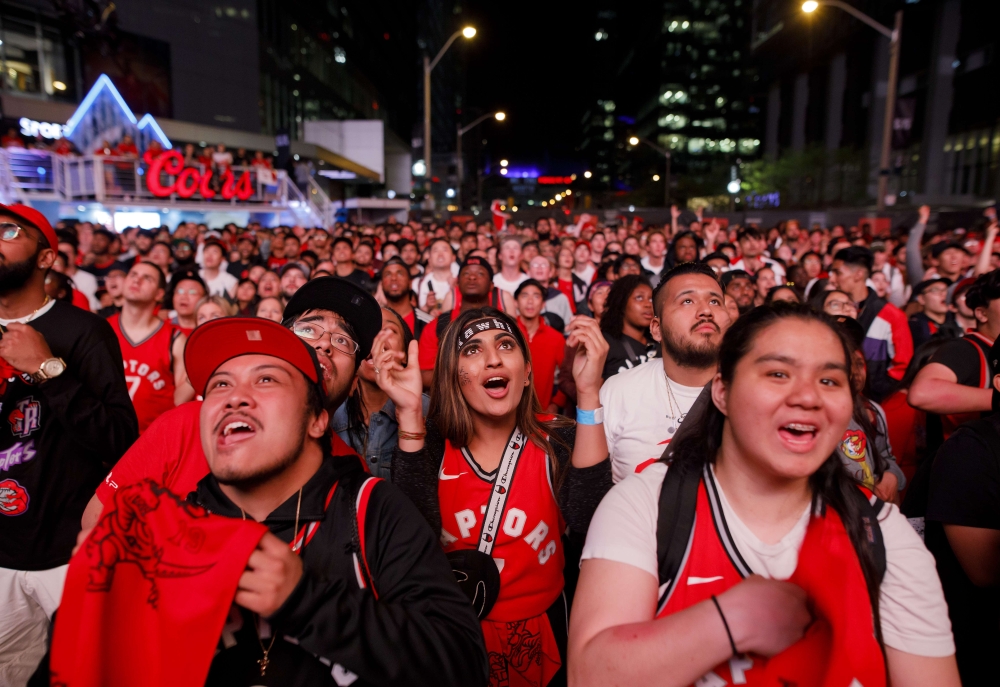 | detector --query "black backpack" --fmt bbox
[654,459,888,607]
